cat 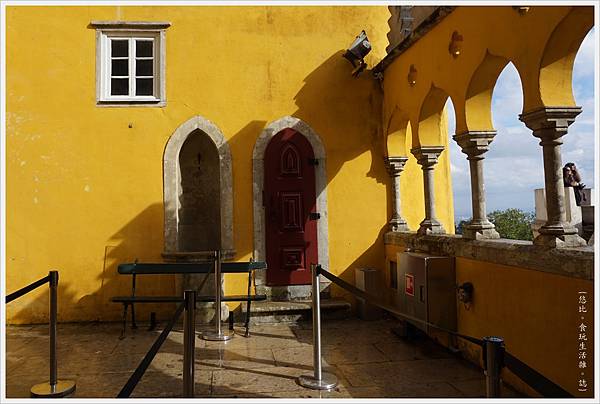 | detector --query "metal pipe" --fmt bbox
[484,336,504,398]
[215,250,222,335]
[201,250,232,341]
[30,271,76,398]
[49,270,58,387]
[311,264,322,381]
[297,264,337,390]
[183,290,196,398]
